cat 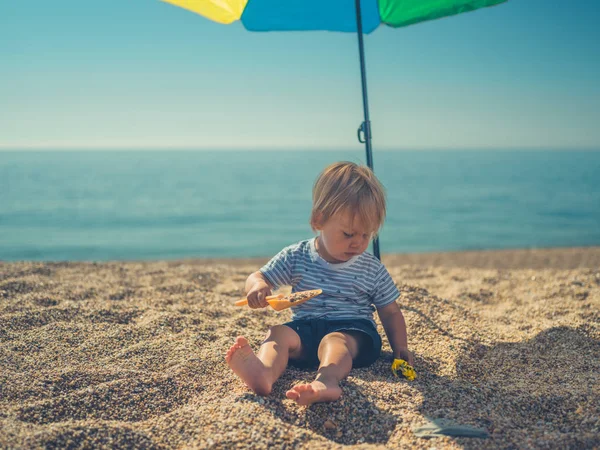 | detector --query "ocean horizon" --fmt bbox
[1,149,599,262]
